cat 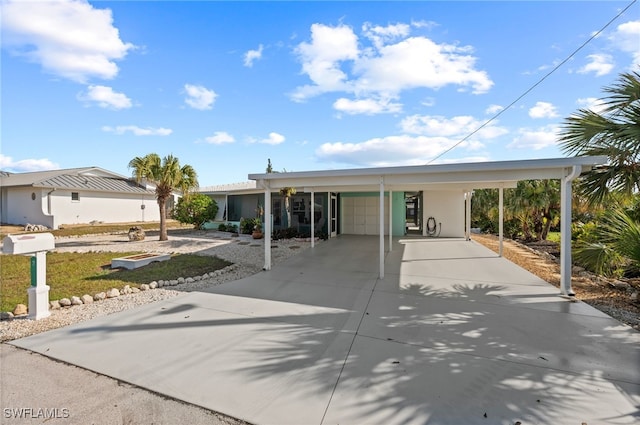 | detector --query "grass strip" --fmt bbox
[0,252,231,312]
